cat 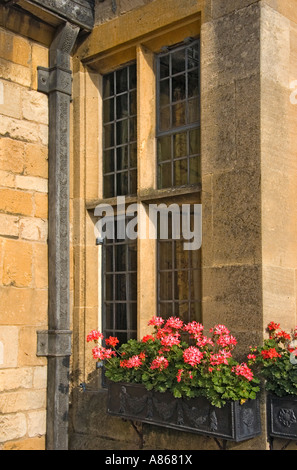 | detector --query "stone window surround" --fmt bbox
[84,14,201,342]
[72,6,203,385]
